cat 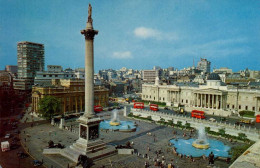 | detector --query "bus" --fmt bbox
[150,104,159,111]
[94,105,103,113]
[191,110,205,119]
[256,115,260,123]
[133,102,144,109]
